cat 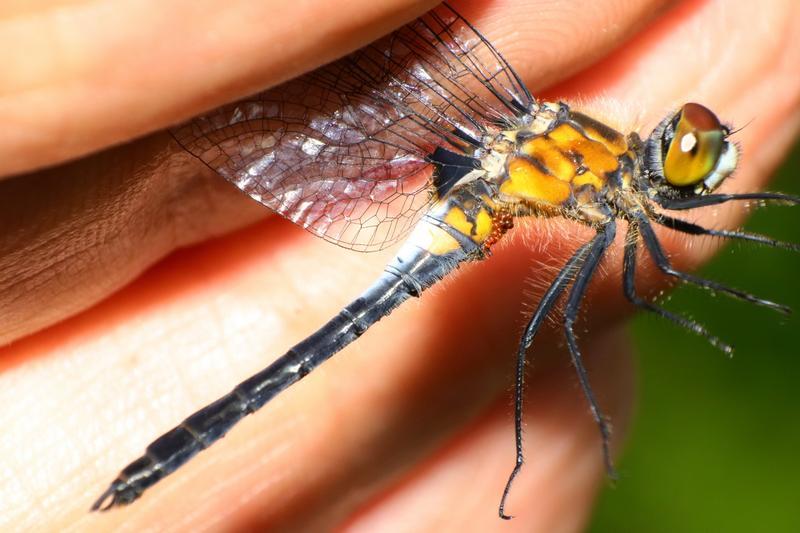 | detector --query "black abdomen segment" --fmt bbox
[91,232,476,511]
